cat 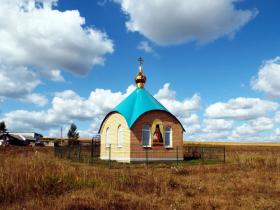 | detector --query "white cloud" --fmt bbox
[0,63,48,106]
[203,119,233,131]
[251,57,280,97]
[21,93,48,107]
[51,88,127,121]
[154,83,176,101]
[0,64,40,98]
[275,111,280,123]
[234,117,274,136]
[0,0,114,105]
[186,124,201,135]
[3,110,59,131]
[0,0,114,75]
[137,41,153,53]
[97,0,108,7]
[205,97,278,120]
[155,83,200,113]
[154,83,200,130]
[154,83,201,135]
[189,119,233,141]
[116,0,257,45]
[137,41,156,55]
[181,114,199,125]
[250,117,274,131]
[125,84,136,96]
[76,120,105,138]
[41,69,65,82]
[275,128,280,136]
[1,85,135,133]
[48,129,61,138]
[190,115,278,142]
